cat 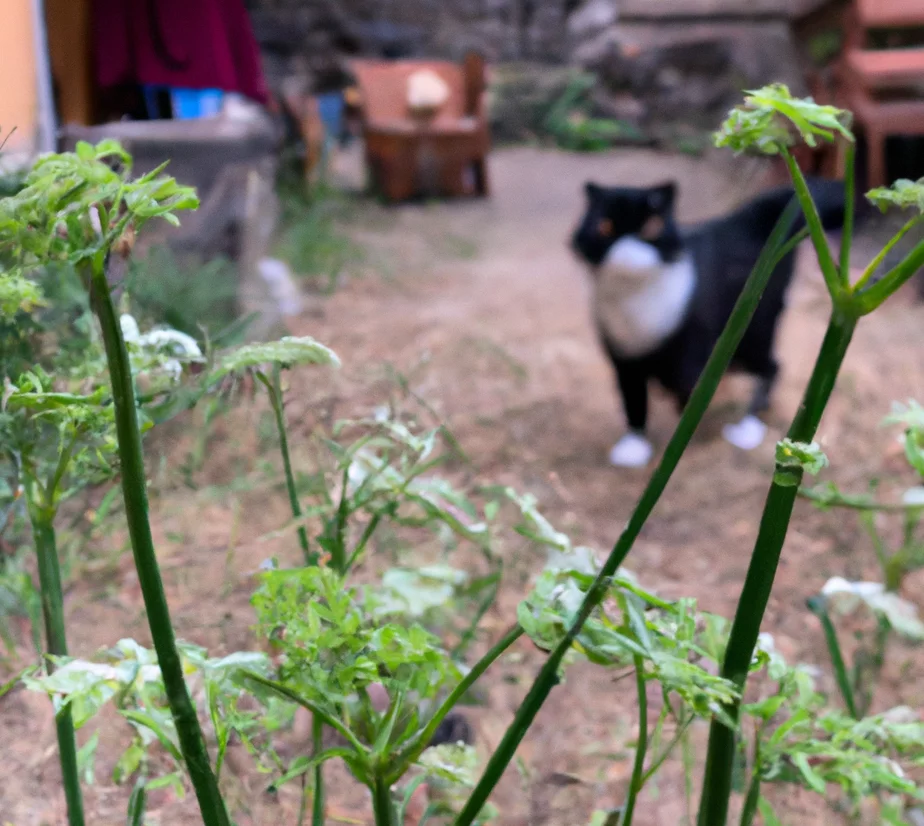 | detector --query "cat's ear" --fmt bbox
[584,181,604,200]
[647,181,677,212]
